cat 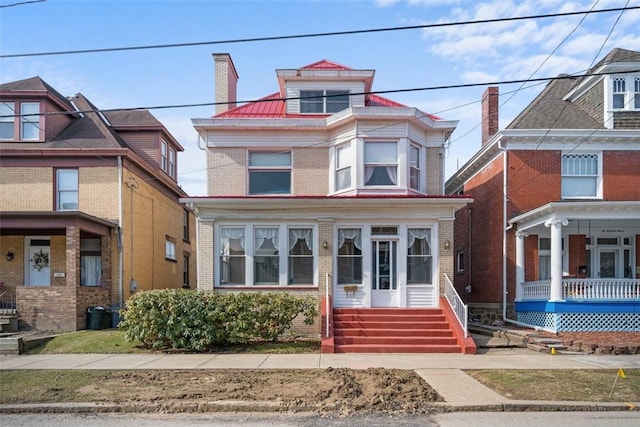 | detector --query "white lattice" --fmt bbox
[518,311,639,332]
